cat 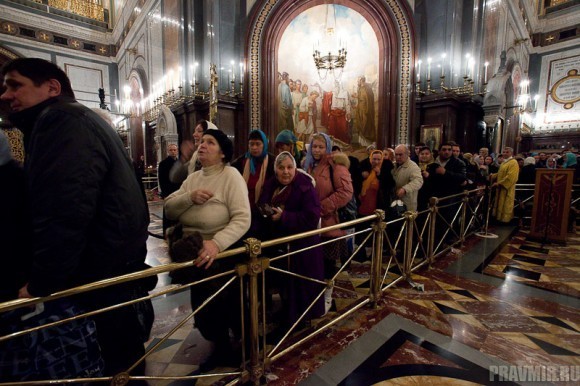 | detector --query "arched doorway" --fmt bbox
[246,0,416,148]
